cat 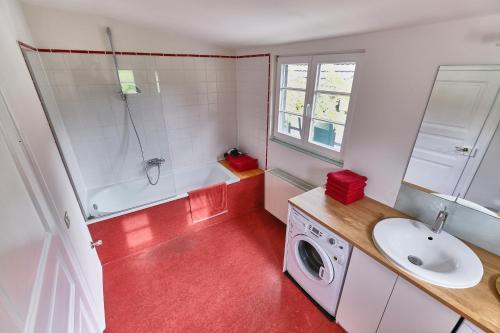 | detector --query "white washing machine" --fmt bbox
[284,206,352,317]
